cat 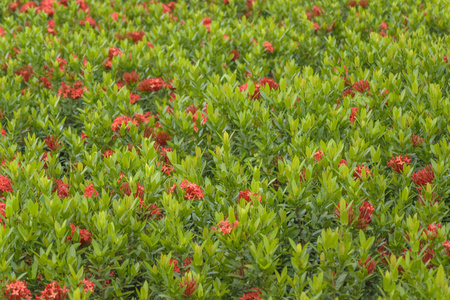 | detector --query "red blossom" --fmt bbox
[44,135,62,151]
[84,183,99,198]
[67,224,92,247]
[179,275,198,297]
[79,17,99,29]
[240,288,262,300]
[379,21,388,31]
[358,256,376,274]
[126,31,145,43]
[137,78,166,92]
[333,202,354,224]
[356,201,374,229]
[36,281,69,300]
[338,159,348,167]
[213,220,239,235]
[230,49,240,61]
[20,2,37,13]
[79,277,95,293]
[353,165,372,181]
[387,155,411,173]
[54,180,70,199]
[179,180,204,200]
[353,80,371,94]
[14,65,34,82]
[443,241,450,257]
[238,190,262,204]
[411,165,434,186]
[411,134,425,146]
[0,175,13,194]
[4,280,32,300]
[425,223,442,240]
[263,41,274,53]
[123,71,140,84]
[314,150,324,161]
[350,107,359,123]
[312,6,324,16]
